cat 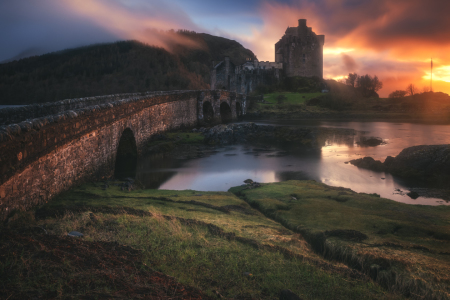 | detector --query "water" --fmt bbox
[136,120,450,206]
[0,105,25,109]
